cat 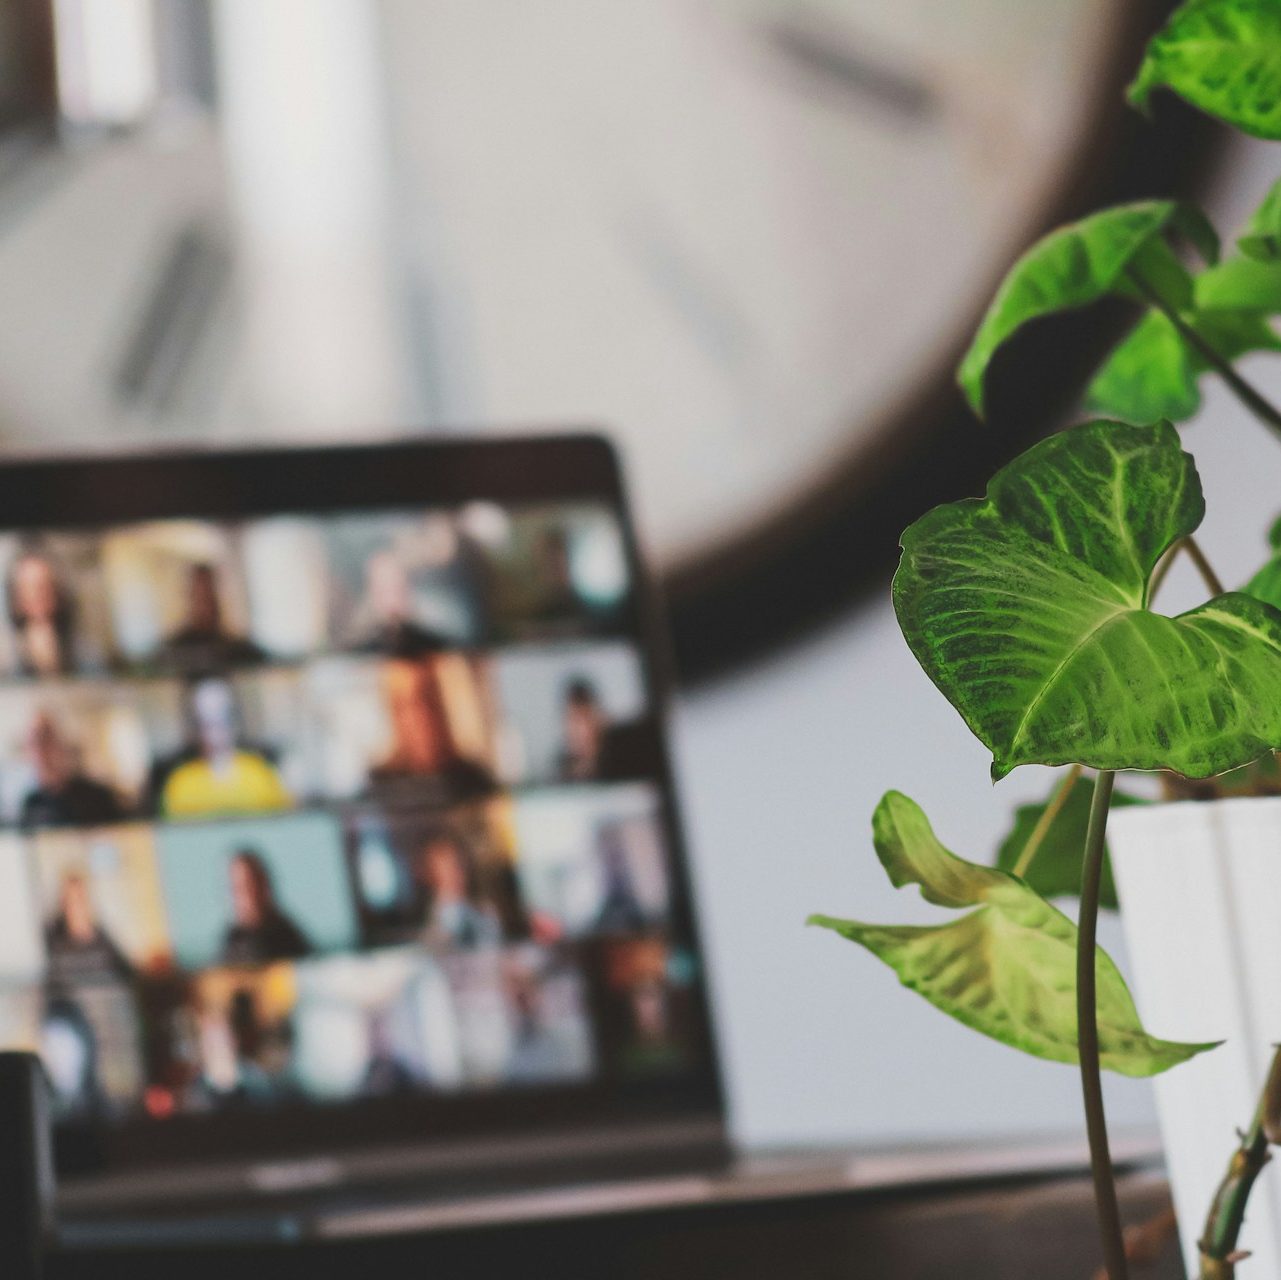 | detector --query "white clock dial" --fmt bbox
[378,0,1119,569]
